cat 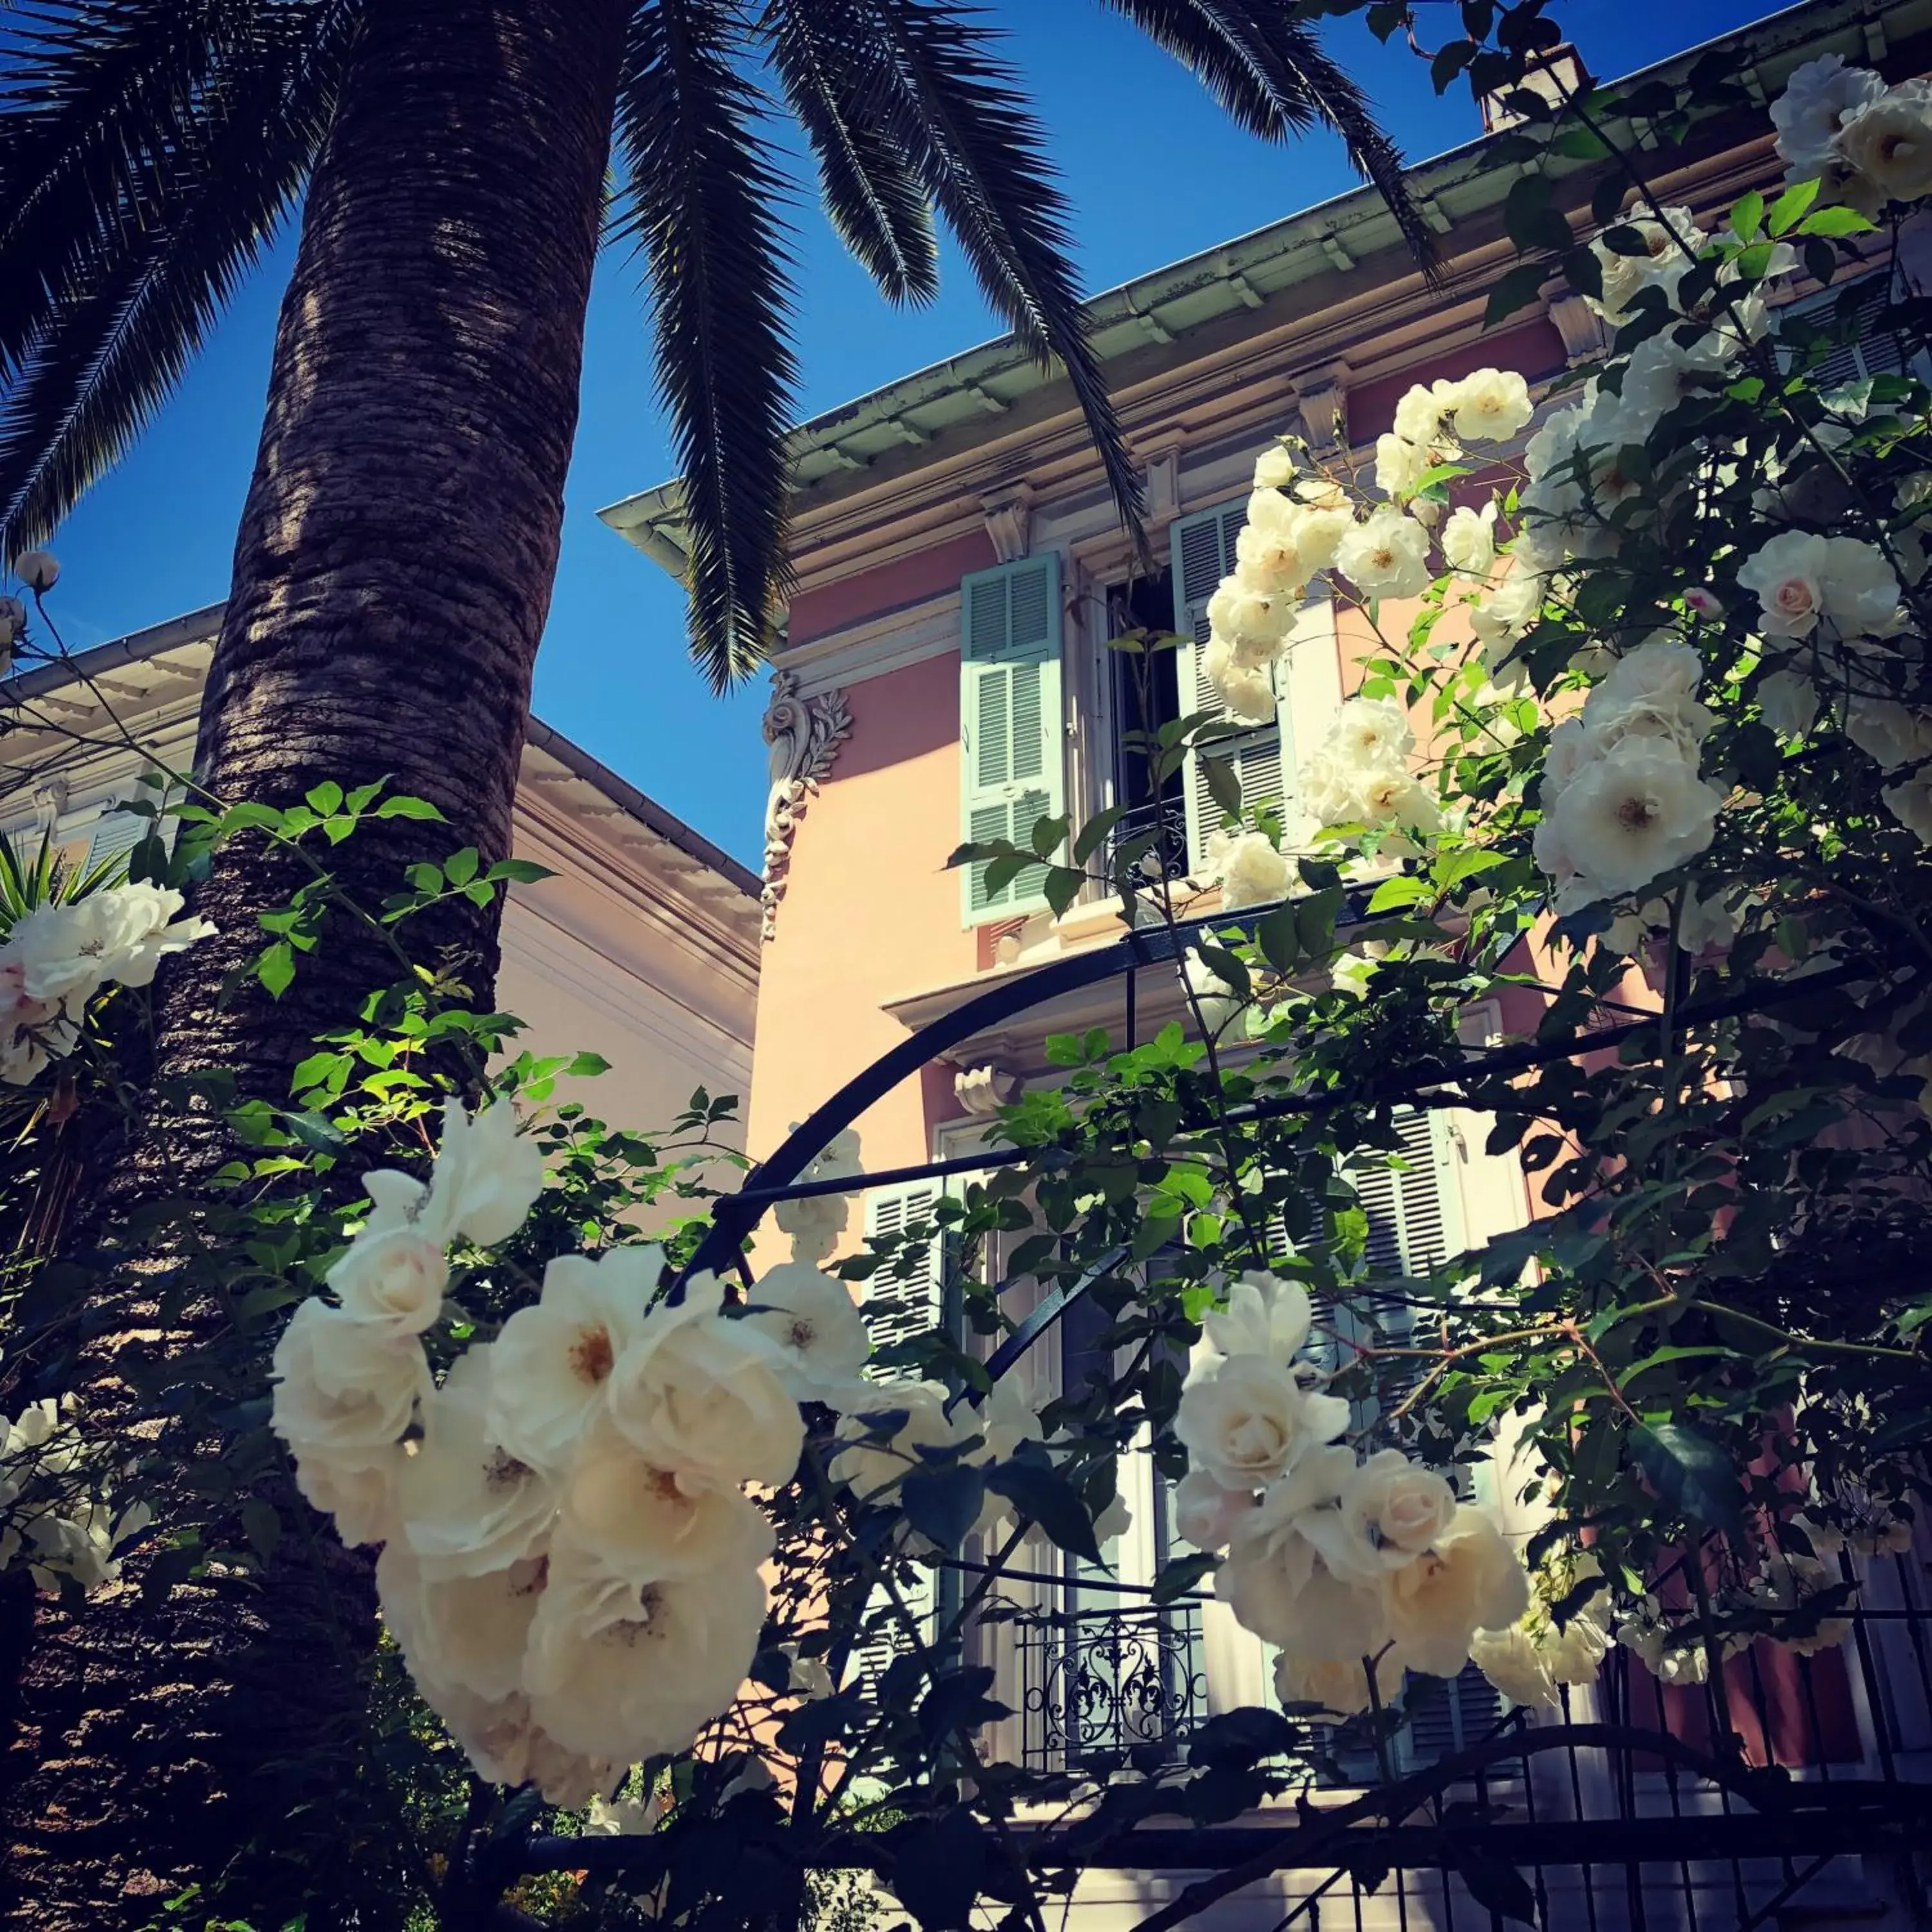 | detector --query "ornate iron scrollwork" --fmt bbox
[1017,1604,1208,1770]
